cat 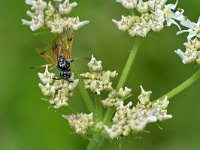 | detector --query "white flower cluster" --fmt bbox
[104,86,172,139]
[80,56,118,95]
[38,65,79,109]
[113,0,184,37]
[22,0,89,33]
[175,17,200,64]
[63,113,94,134]
[102,87,132,107]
